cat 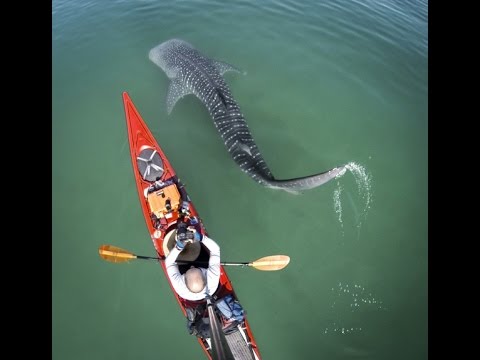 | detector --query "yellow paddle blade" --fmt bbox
[250,255,290,271]
[98,245,138,263]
